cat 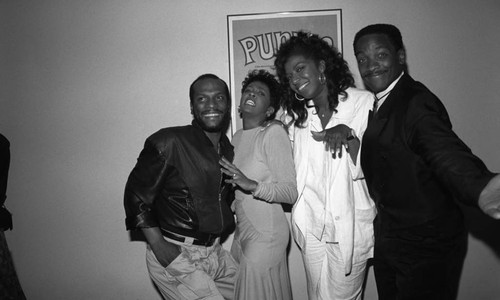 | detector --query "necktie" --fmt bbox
[373,90,391,115]
[373,95,379,114]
